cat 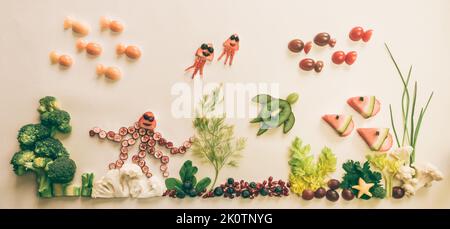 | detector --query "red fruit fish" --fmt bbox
[357,128,393,152]
[347,96,380,118]
[322,114,354,137]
